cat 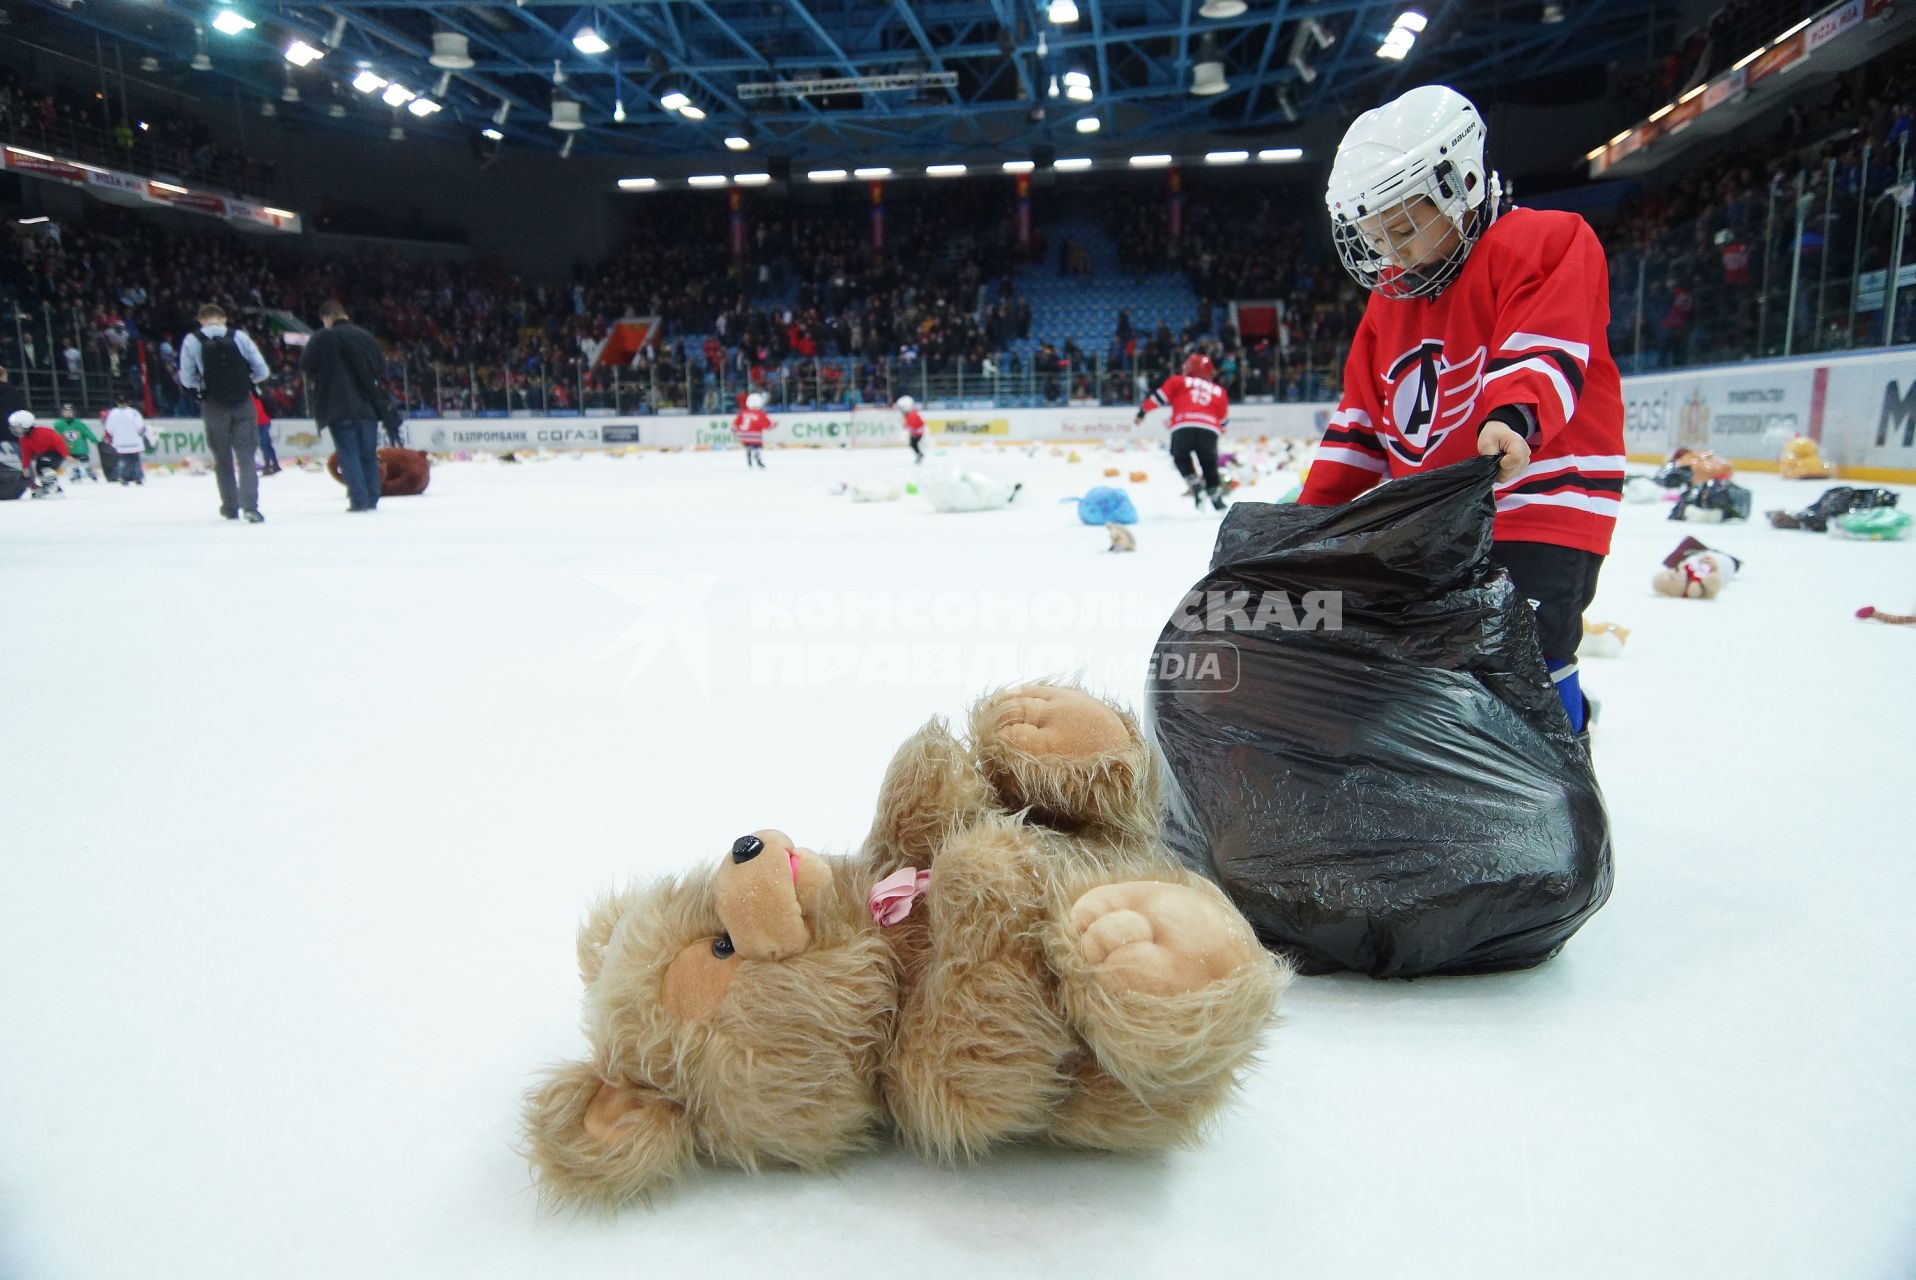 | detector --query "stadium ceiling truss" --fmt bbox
[27,0,1663,163]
